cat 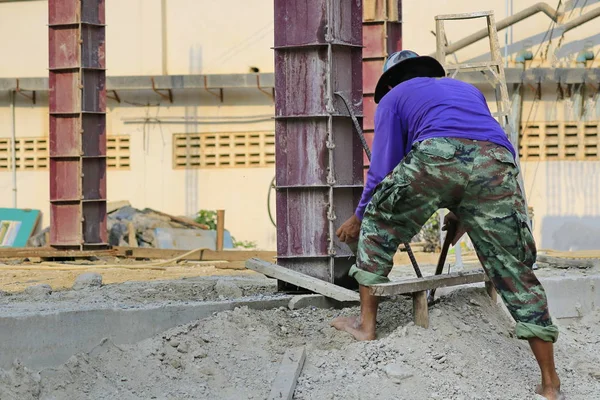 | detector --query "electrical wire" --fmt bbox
[523,85,543,203]
[530,0,562,67]
[267,176,276,227]
[541,0,563,63]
